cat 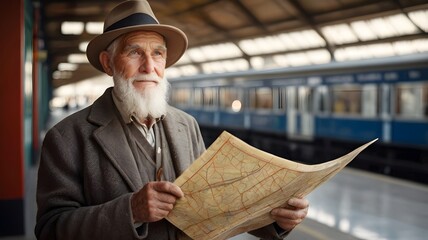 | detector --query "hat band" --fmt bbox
[104,13,158,33]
